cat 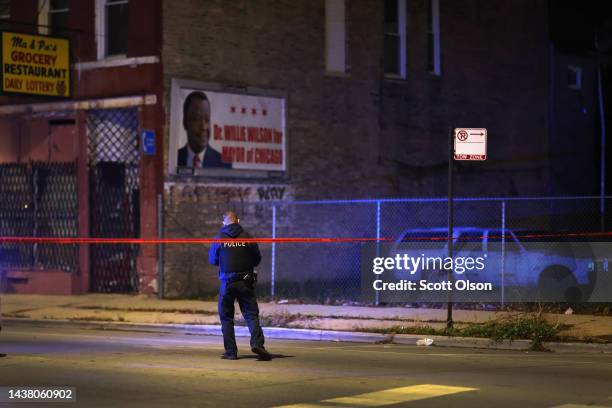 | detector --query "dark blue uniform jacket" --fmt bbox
[208,223,262,281]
